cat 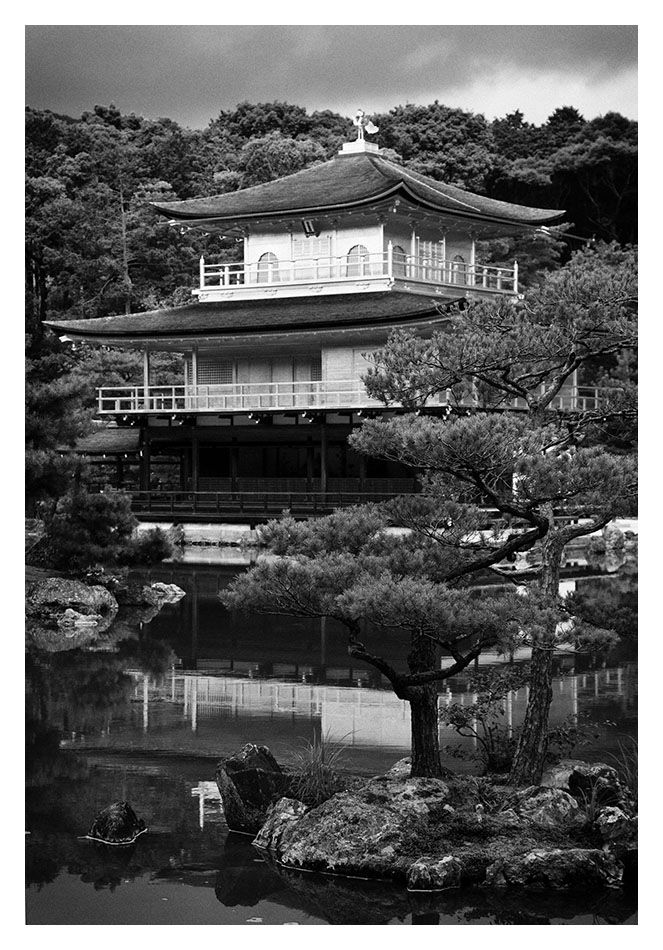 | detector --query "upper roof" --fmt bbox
[152,151,565,229]
[45,292,447,347]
